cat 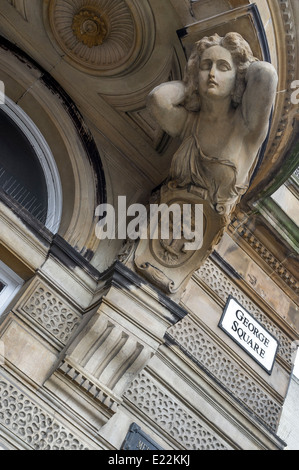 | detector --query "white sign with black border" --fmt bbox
[219,296,279,375]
